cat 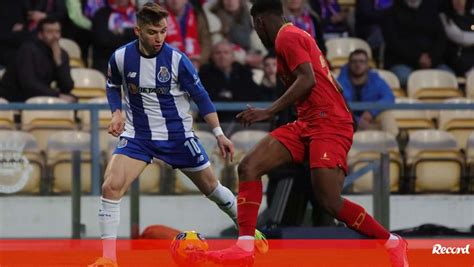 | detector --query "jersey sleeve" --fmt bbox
[277,31,312,72]
[106,52,122,113]
[178,54,216,117]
